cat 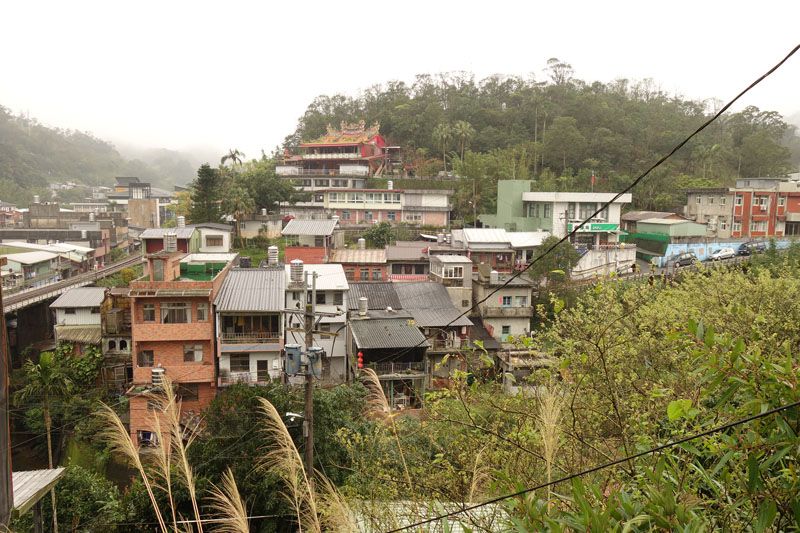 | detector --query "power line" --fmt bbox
[370,41,800,367]
[387,398,800,532]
